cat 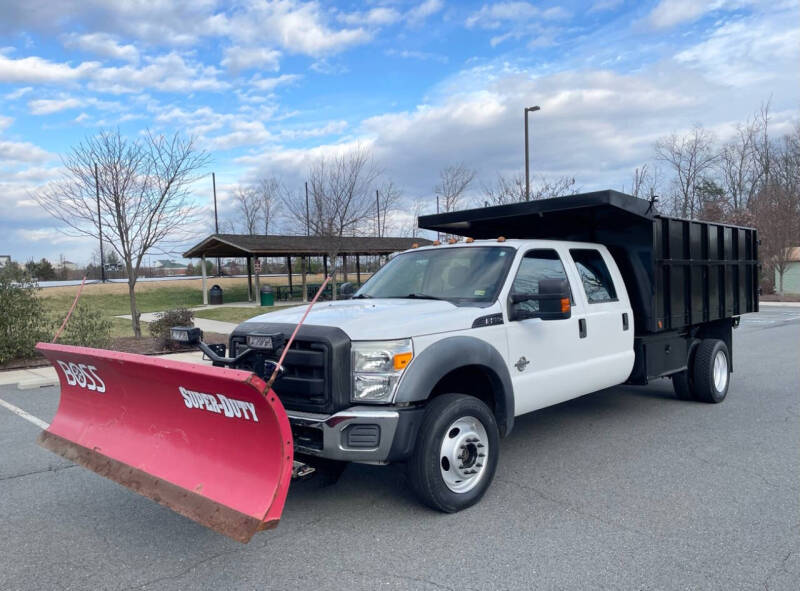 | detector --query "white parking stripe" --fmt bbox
[0,398,50,430]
